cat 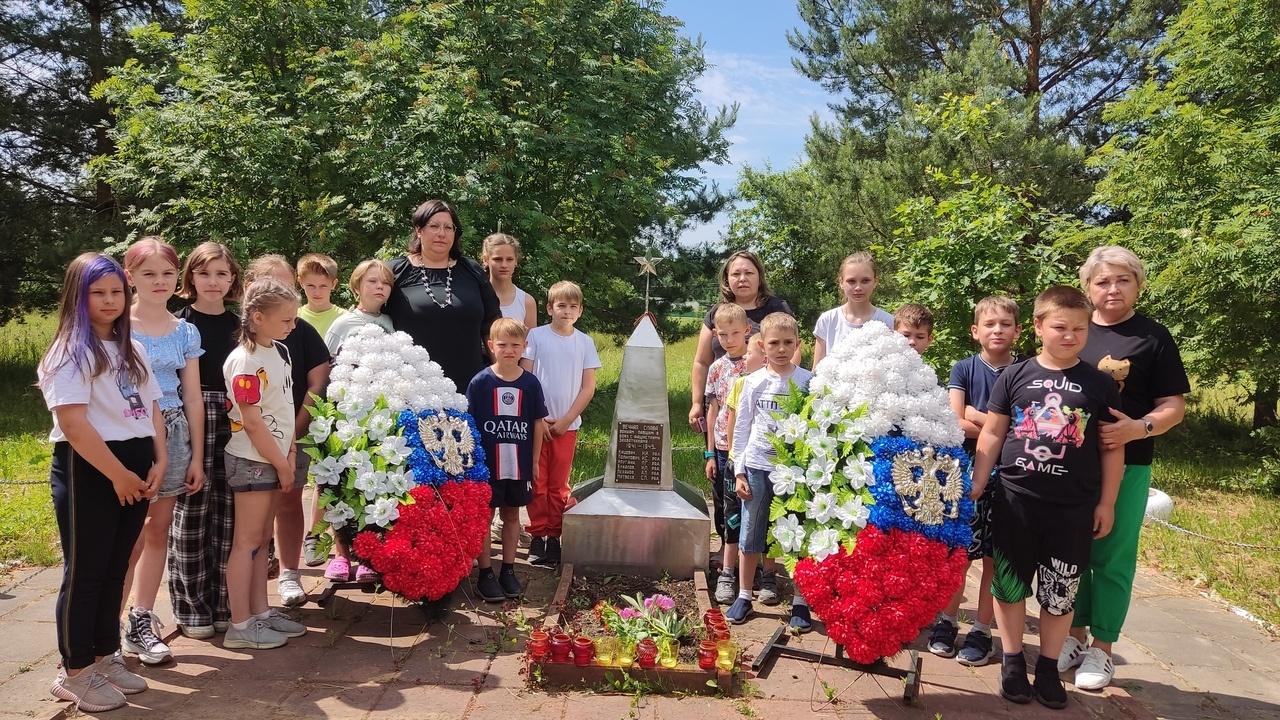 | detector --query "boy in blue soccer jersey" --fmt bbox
[466,318,548,602]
